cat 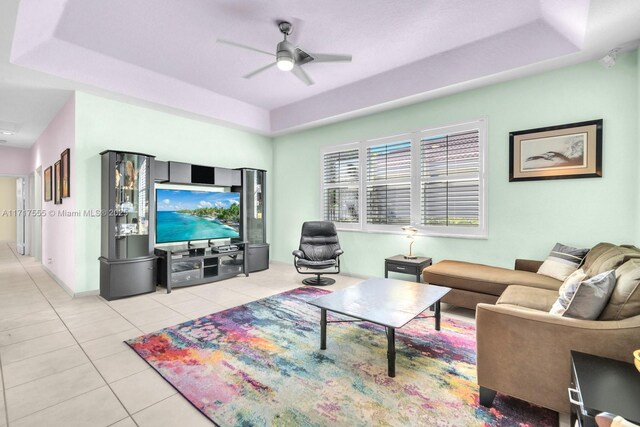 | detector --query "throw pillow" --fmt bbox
[537,243,590,281]
[556,268,588,297]
[550,269,588,315]
[549,270,616,319]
